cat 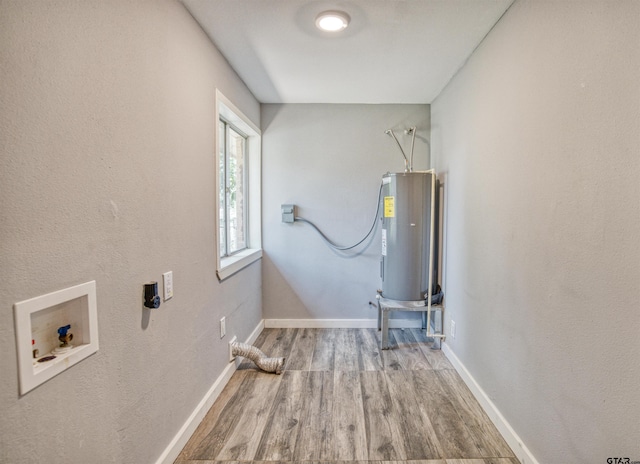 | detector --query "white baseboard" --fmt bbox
[264,318,424,329]
[442,342,539,464]
[155,319,265,464]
